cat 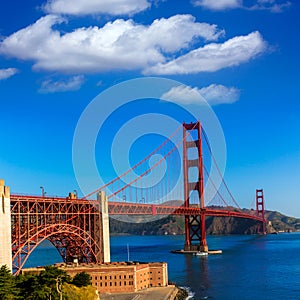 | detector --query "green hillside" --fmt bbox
[109,209,300,235]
